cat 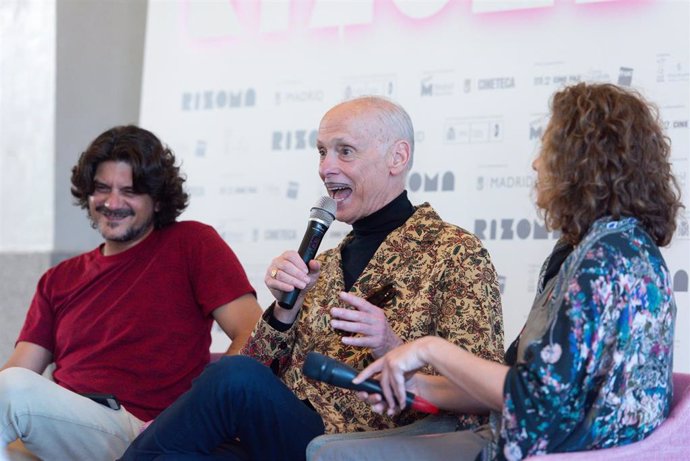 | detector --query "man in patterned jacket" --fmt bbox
[120,97,505,461]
